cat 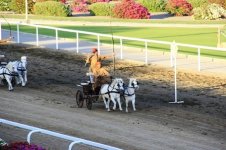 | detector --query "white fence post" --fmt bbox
[68,141,82,150]
[56,29,58,49]
[170,43,173,67]
[27,130,42,144]
[17,23,20,43]
[76,32,79,53]
[36,26,39,46]
[145,41,148,65]
[97,35,100,52]
[169,42,184,104]
[198,48,201,71]
[120,38,123,59]
[0,21,2,40]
